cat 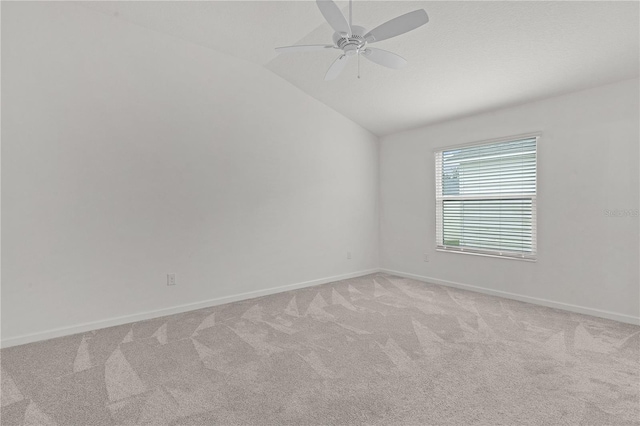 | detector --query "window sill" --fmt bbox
[436,247,537,262]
